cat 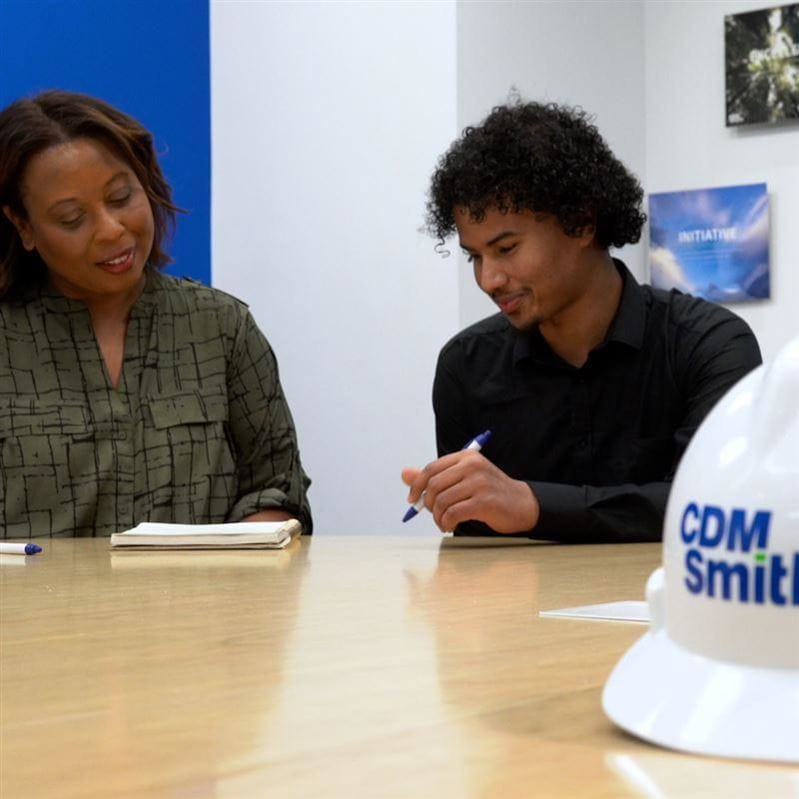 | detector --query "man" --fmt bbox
[402,101,761,542]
